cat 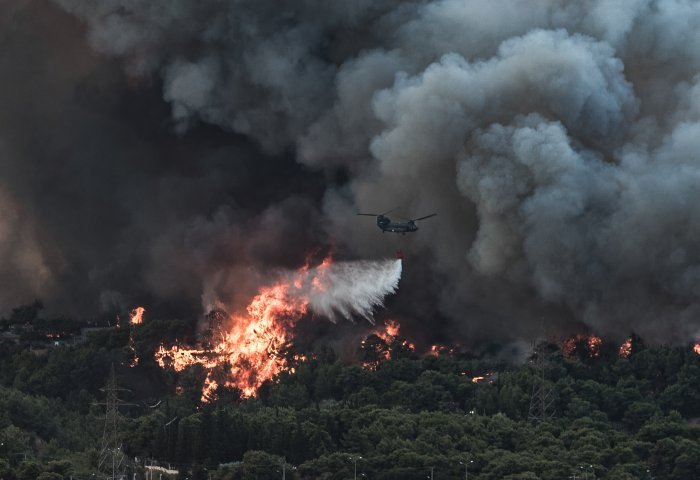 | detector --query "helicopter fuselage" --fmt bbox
[376,215,418,234]
[357,211,436,234]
